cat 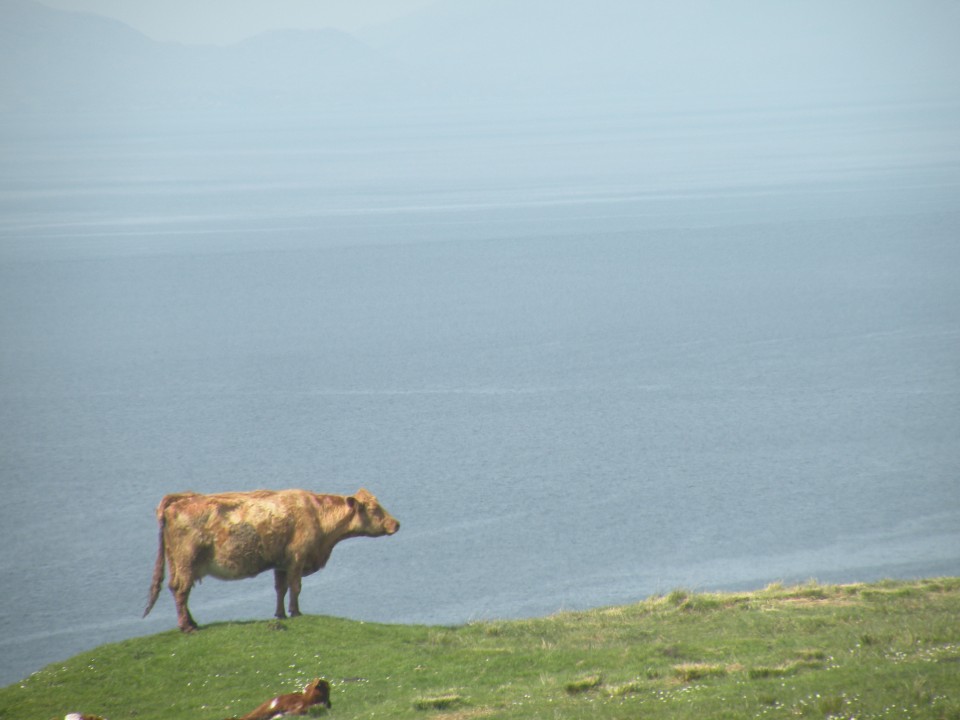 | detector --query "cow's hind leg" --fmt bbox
[288,573,303,617]
[274,569,289,619]
[168,565,199,632]
[174,588,199,632]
